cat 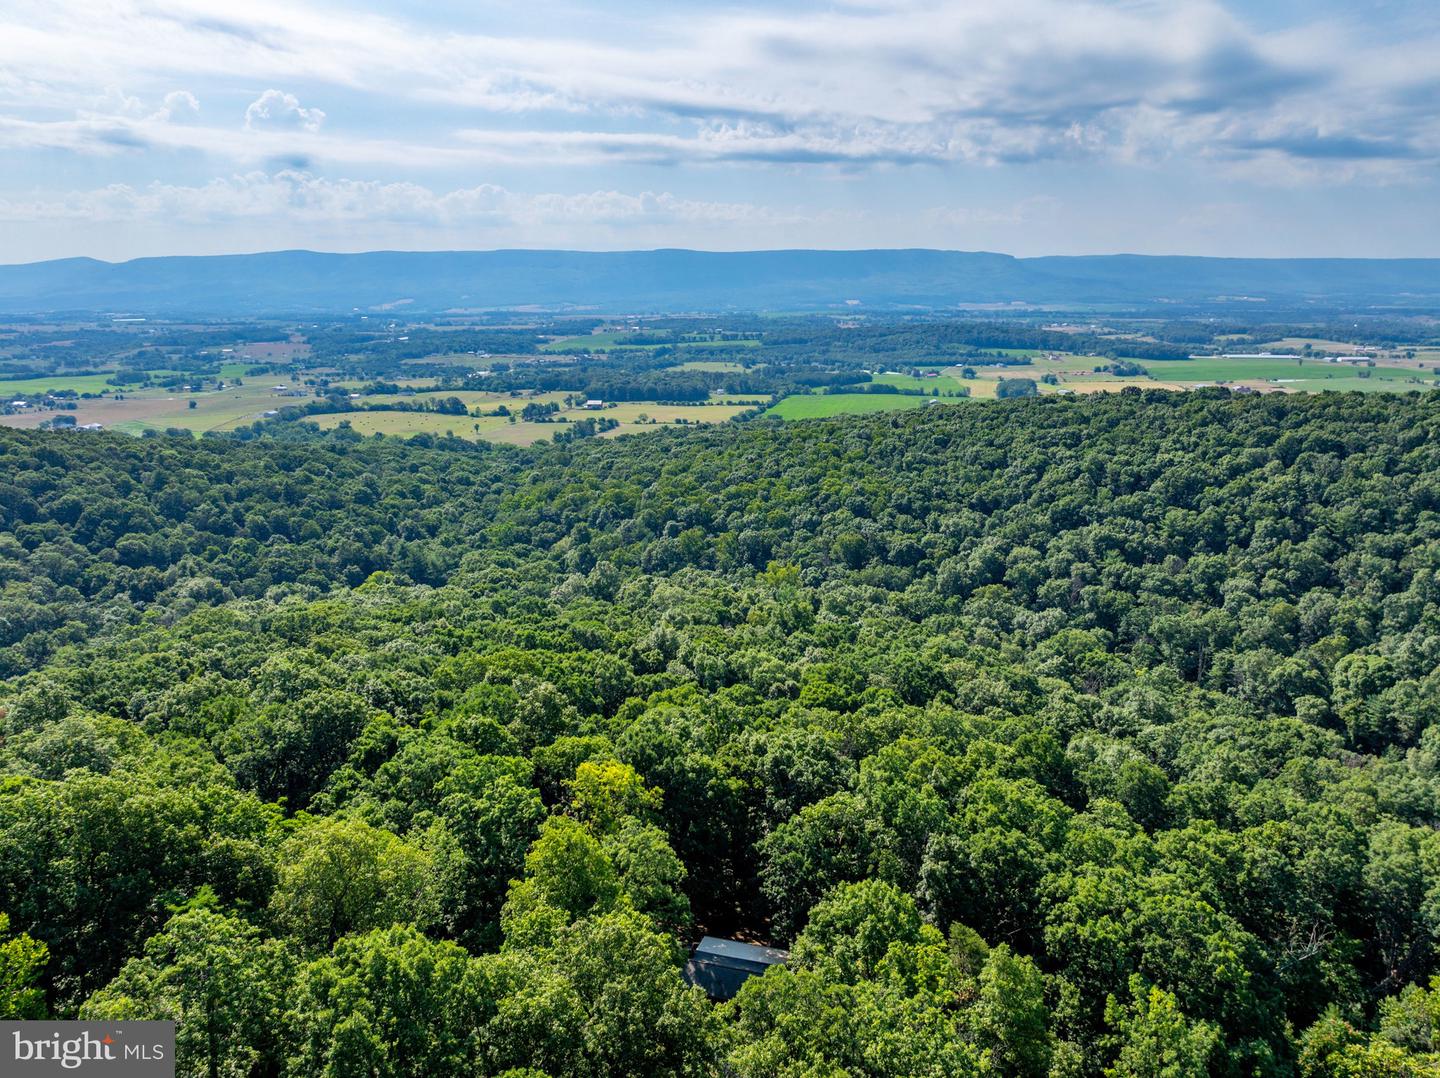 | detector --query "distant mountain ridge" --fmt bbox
[1,248,1438,315]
